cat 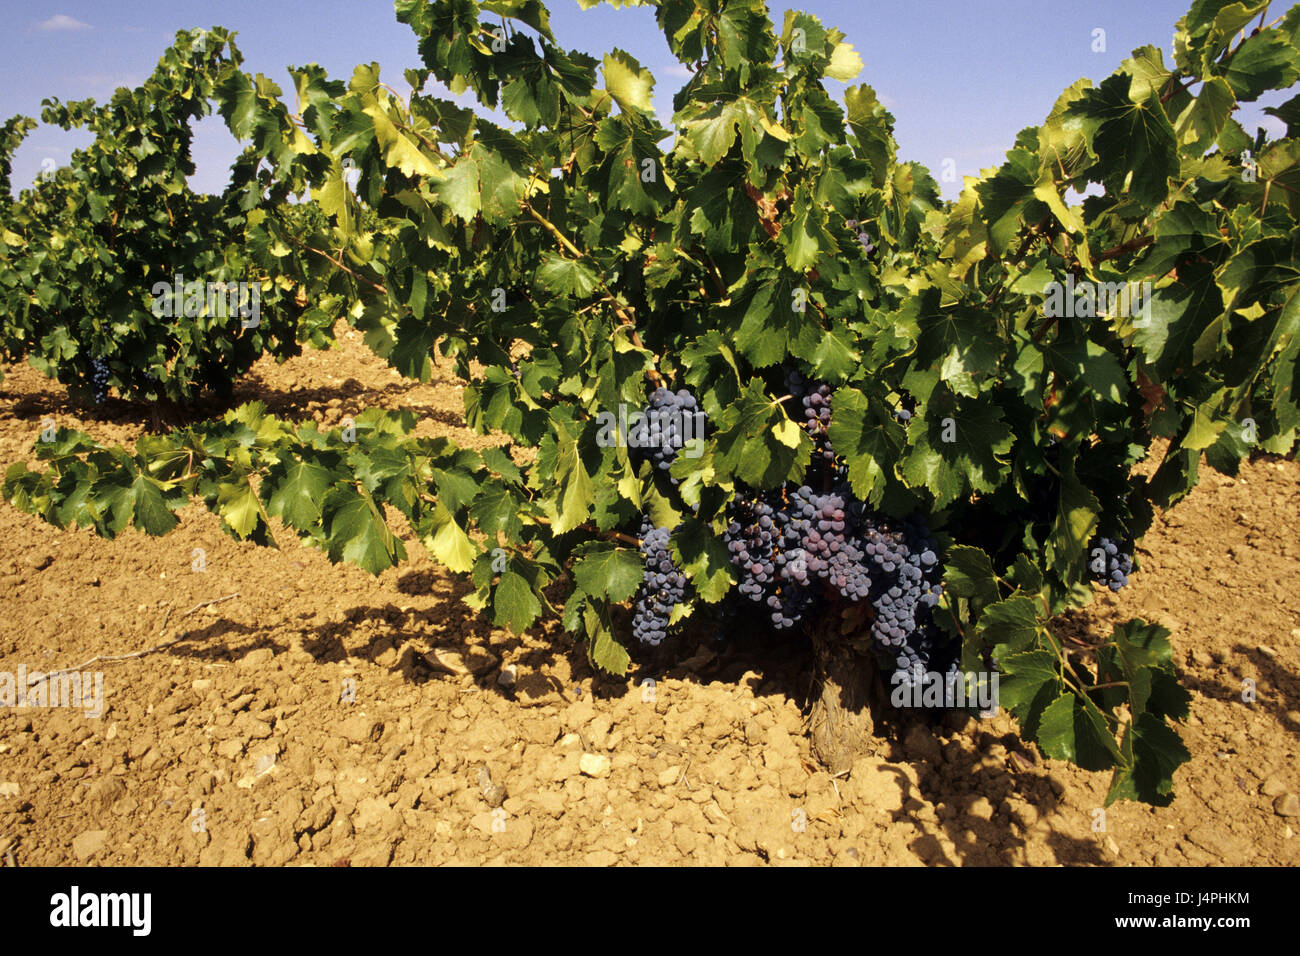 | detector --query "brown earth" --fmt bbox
[0,325,1297,867]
